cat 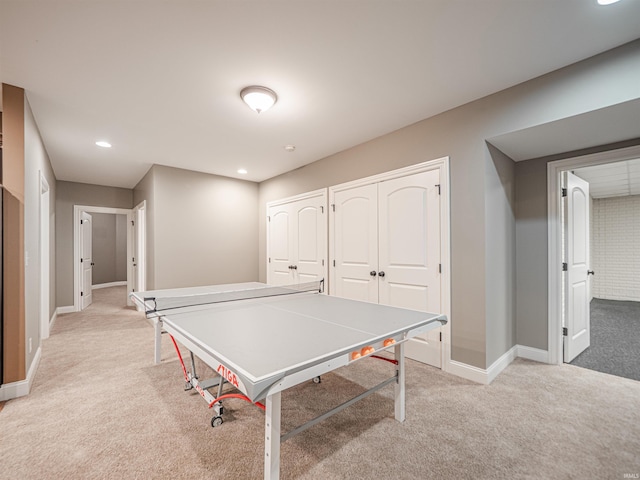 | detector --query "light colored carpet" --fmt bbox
[0,286,639,479]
